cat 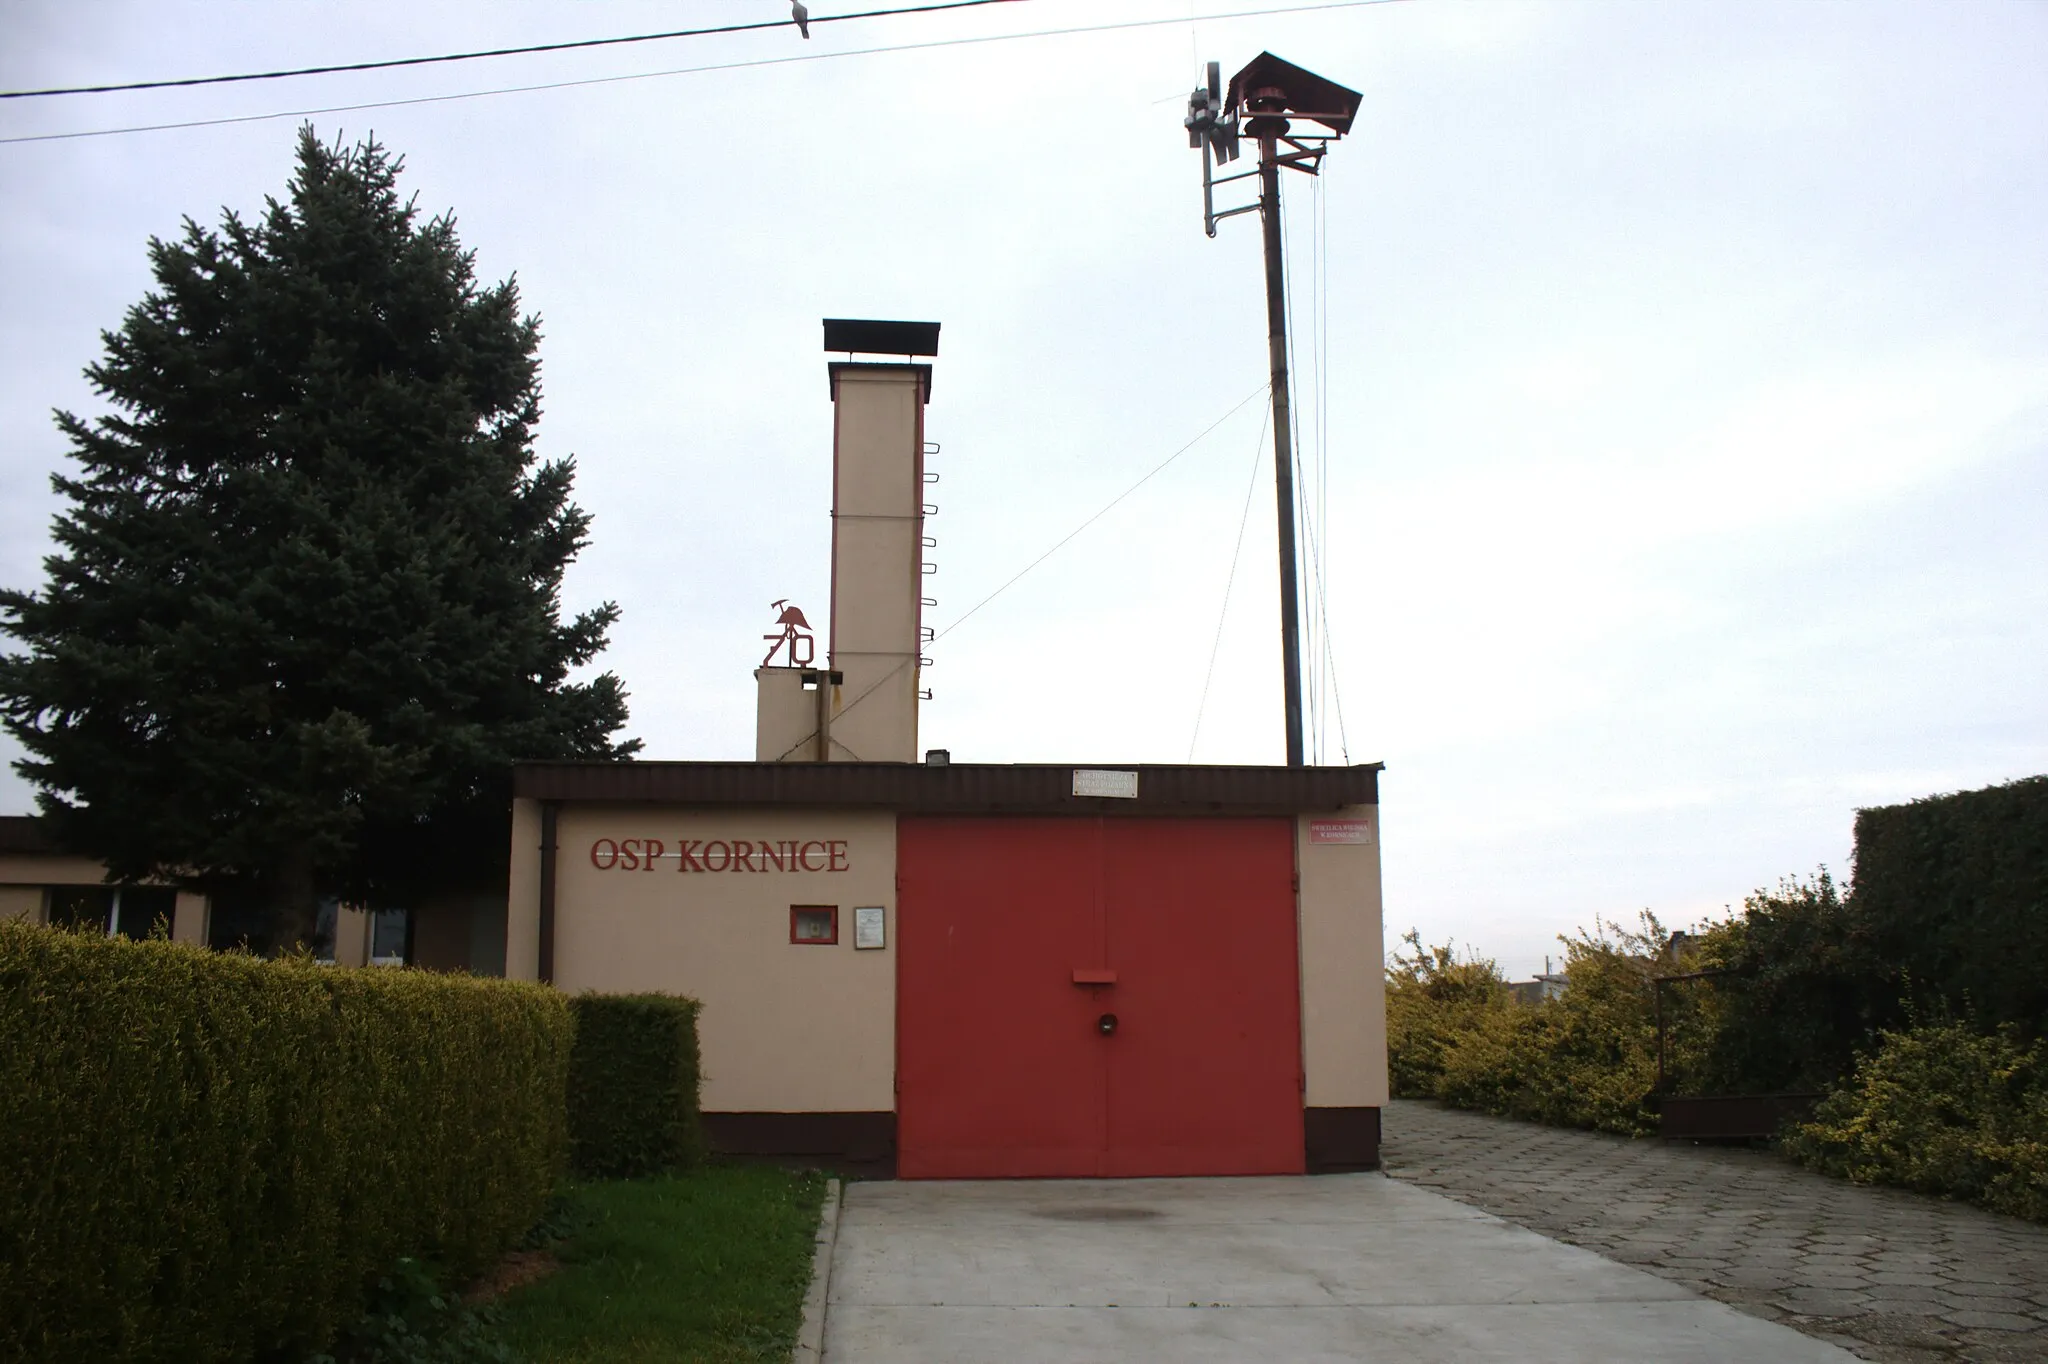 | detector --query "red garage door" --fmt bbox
[896,817,1303,1179]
